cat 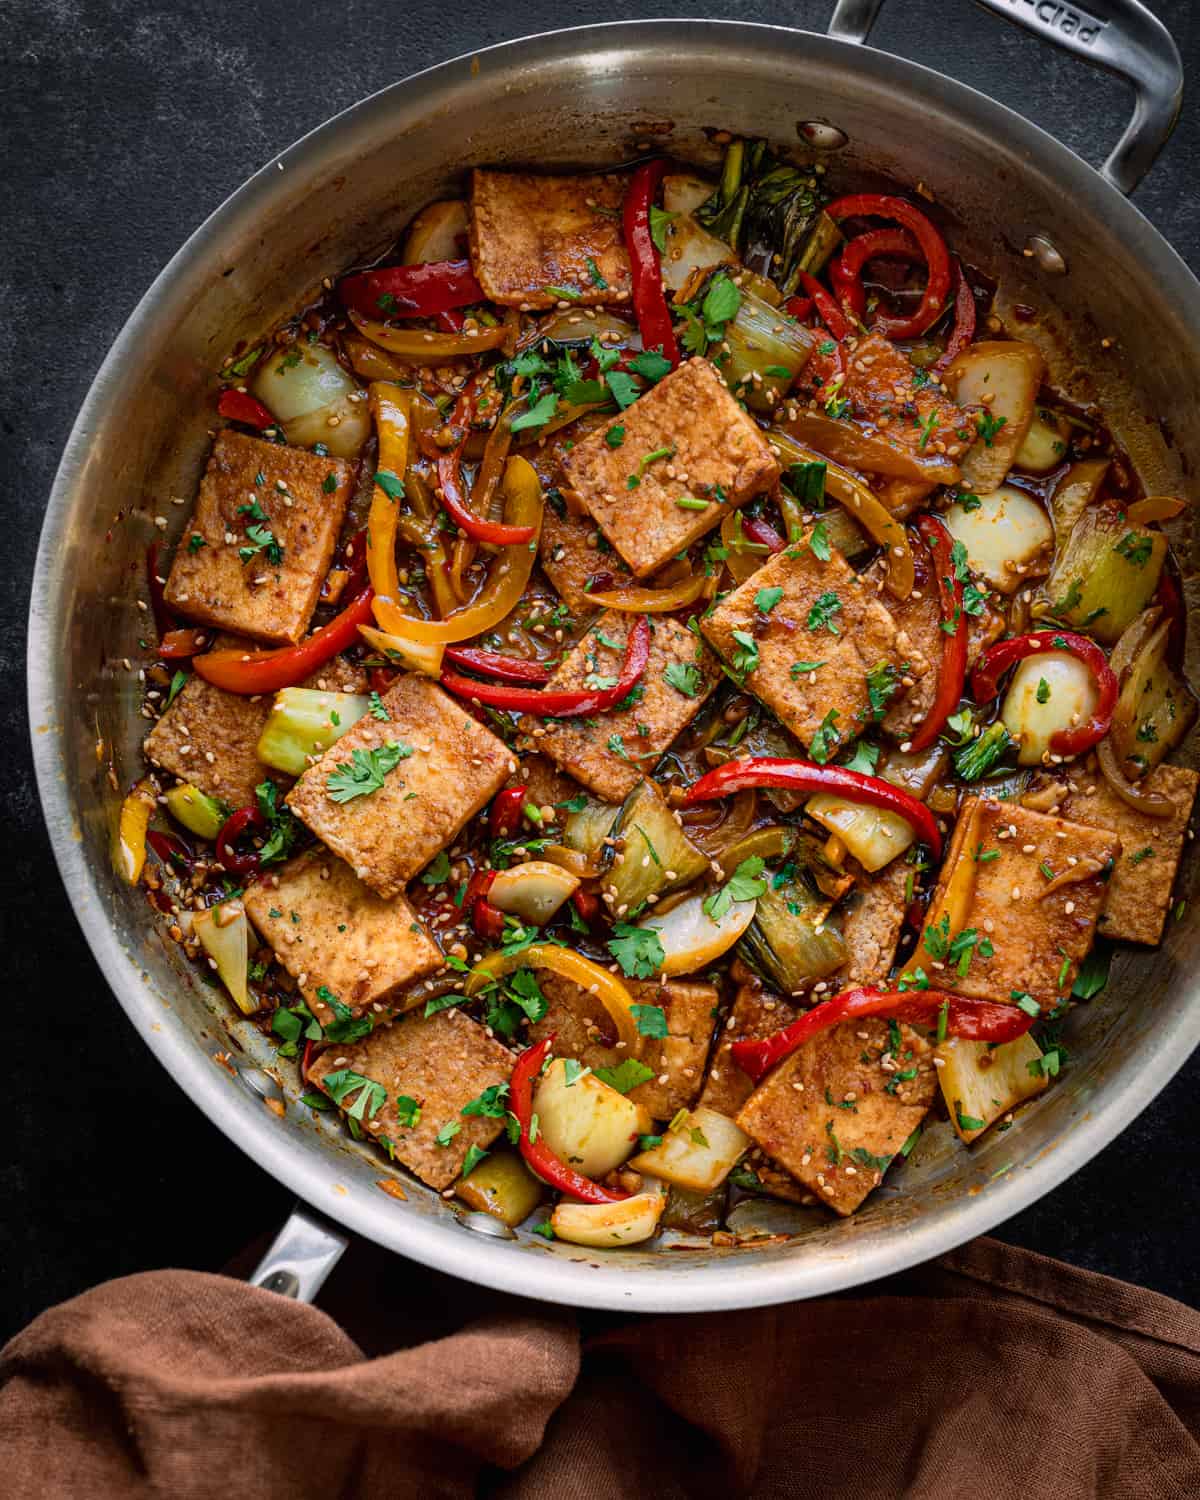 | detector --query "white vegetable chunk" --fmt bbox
[1001,651,1099,766]
[402,199,468,264]
[629,1107,749,1192]
[636,891,757,975]
[253,341,369,458]
[936,1033,1048,1143]
[943,485,1053,593]
[1015,406,1069,473]
[945,340,1045,493]
[533,1059,651,1180]
[193,900,252,1015]
[551,1189,665,1247]
[488,861,580,925]
[805,793,914,872]
[662,173,715,217]
[659,213,737,293]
